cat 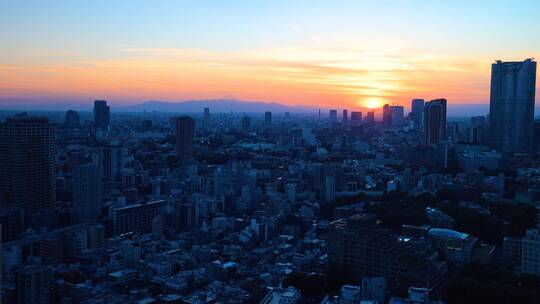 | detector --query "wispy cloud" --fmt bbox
[2,43,534,109]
